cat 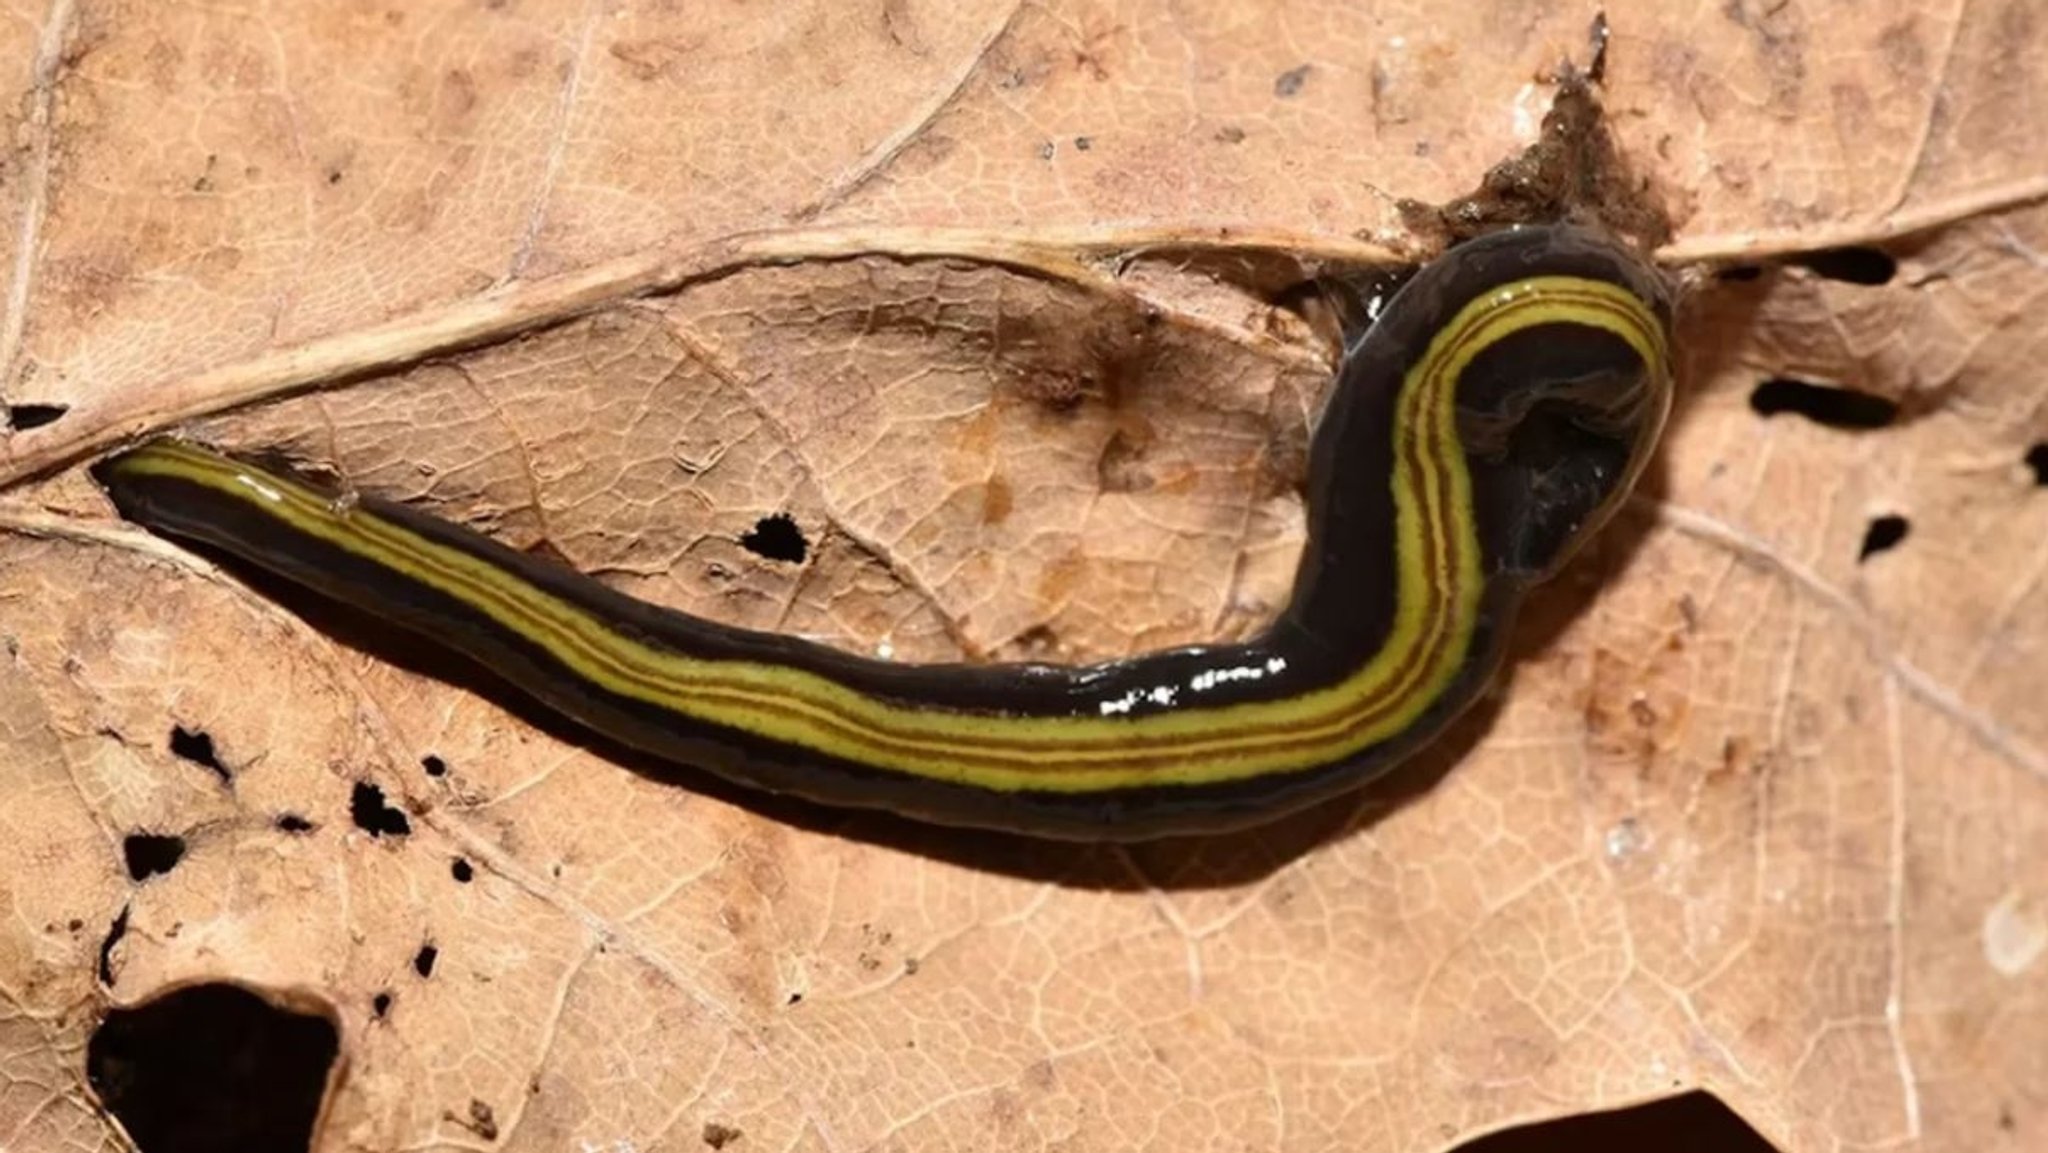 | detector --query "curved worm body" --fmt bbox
[96,224,1673,839]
